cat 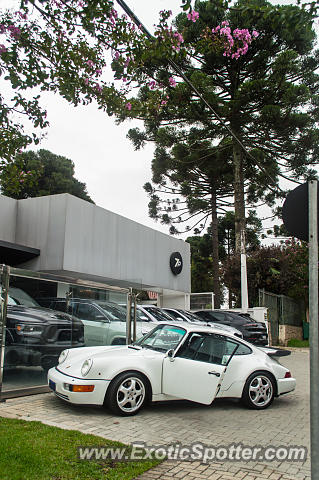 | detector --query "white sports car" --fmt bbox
[48,323,296,416]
